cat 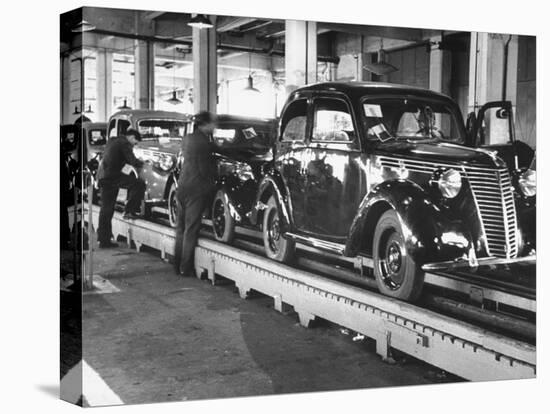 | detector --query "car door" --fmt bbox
[275,97,310,232]
[303,94,362,239]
